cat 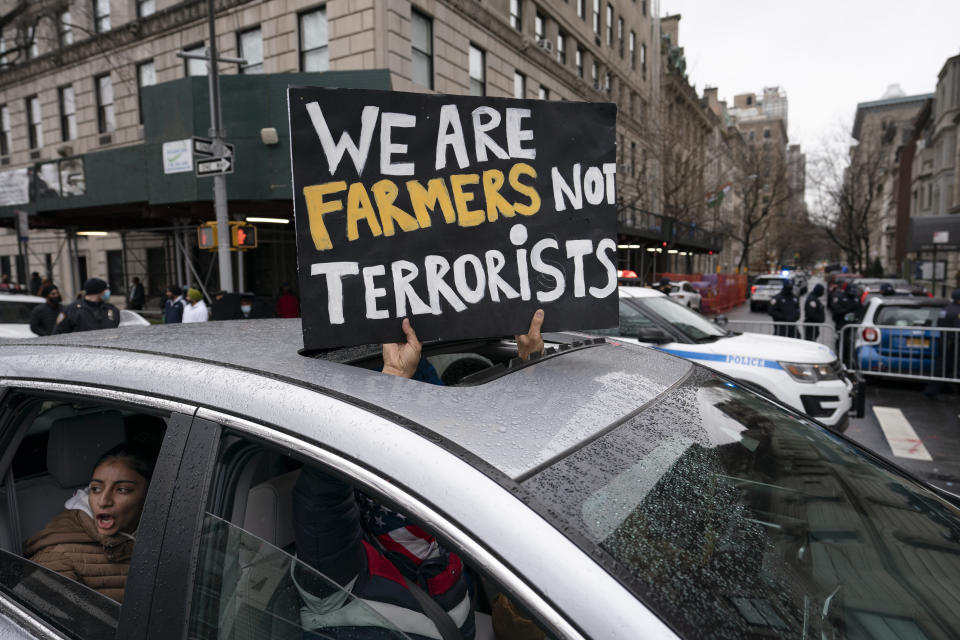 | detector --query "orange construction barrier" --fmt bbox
[654,272,746,314]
